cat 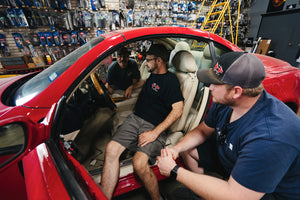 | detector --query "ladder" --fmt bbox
[200,0,231,34]
[191,0,242,45]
